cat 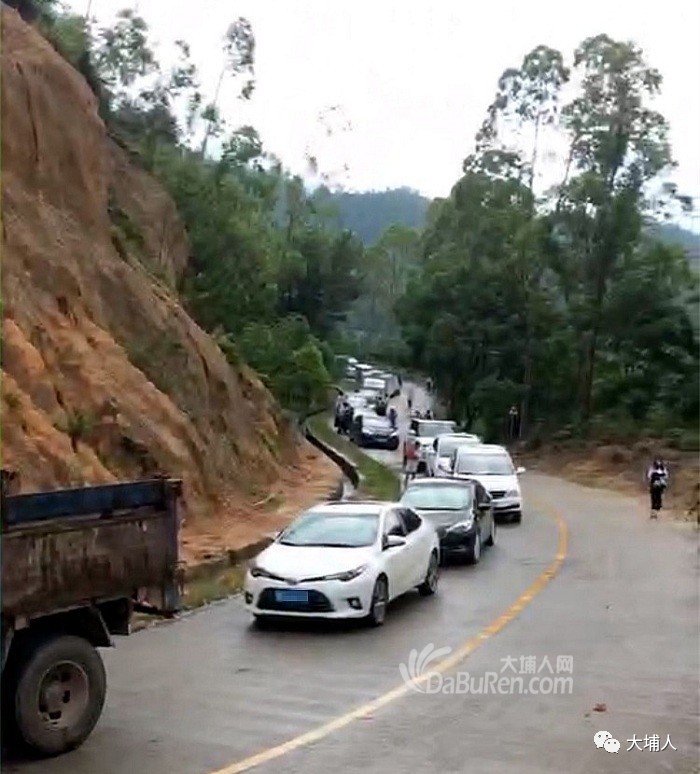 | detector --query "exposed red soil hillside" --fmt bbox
[1,7,340,557]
